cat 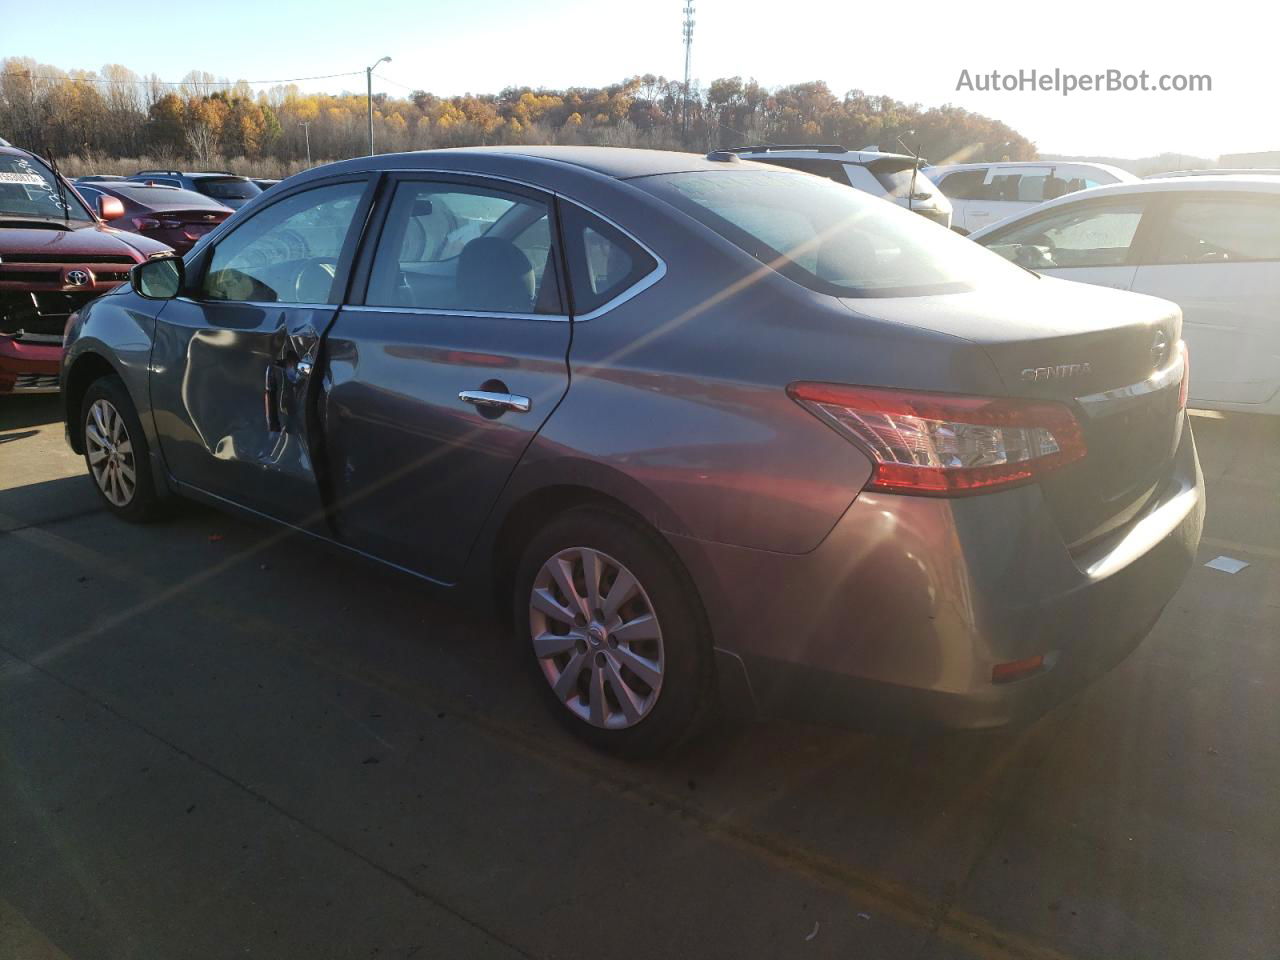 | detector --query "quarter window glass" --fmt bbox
[1155,198,1280,263]
[201,181,364,304]
[561,205,658,314]
[366,181,560,314]
[983,202,1146,269]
